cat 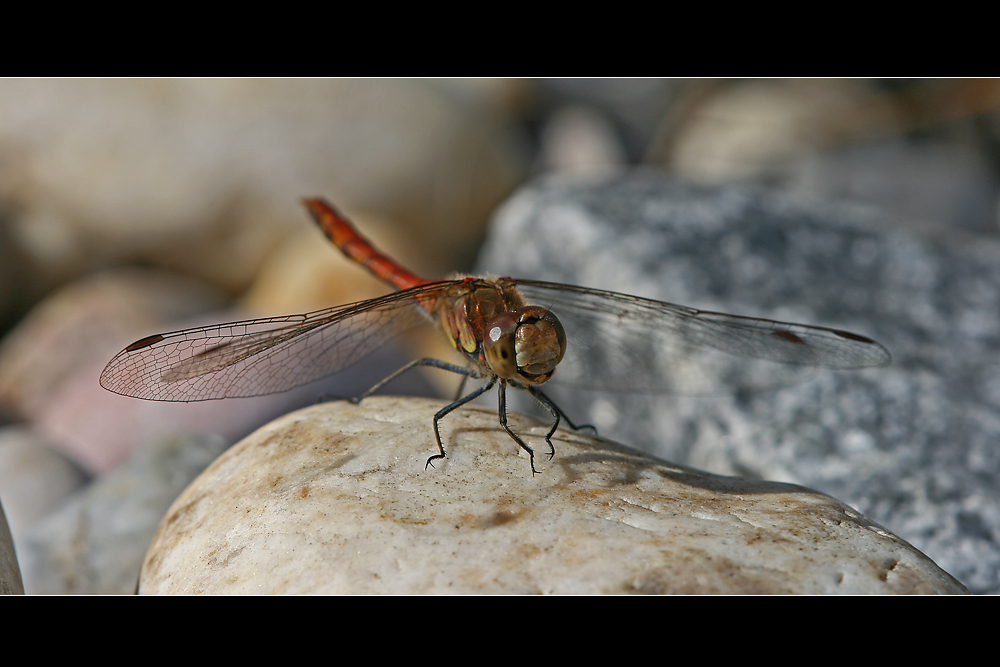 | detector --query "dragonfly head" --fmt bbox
[483,306,566,385]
